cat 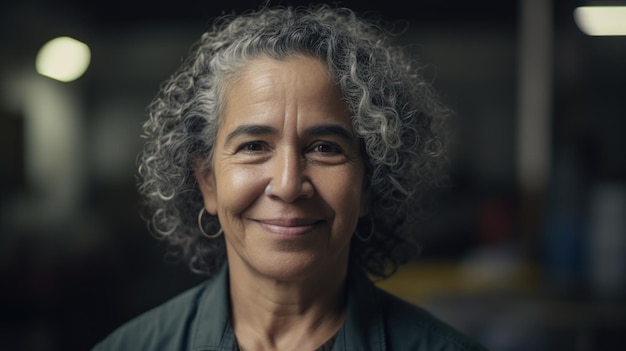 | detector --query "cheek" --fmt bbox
[216,166,265,215]
[316,170,365,225]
